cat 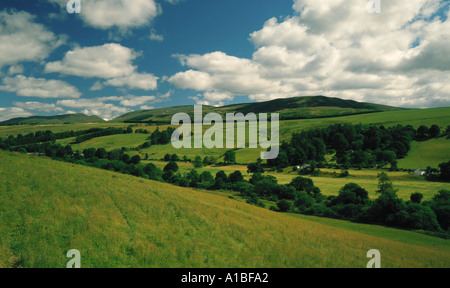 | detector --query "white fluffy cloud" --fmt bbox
[0,10,64,69]
[45,43,158,90]
[0,75,81,99]
[13,101,64,113]
[45,43,137,79]
[169,0,450,108]
[0,107,33,122]
[105,73,159,90]
[54,94,159,120]
[56,98,131,120]
[48,0,160,30]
